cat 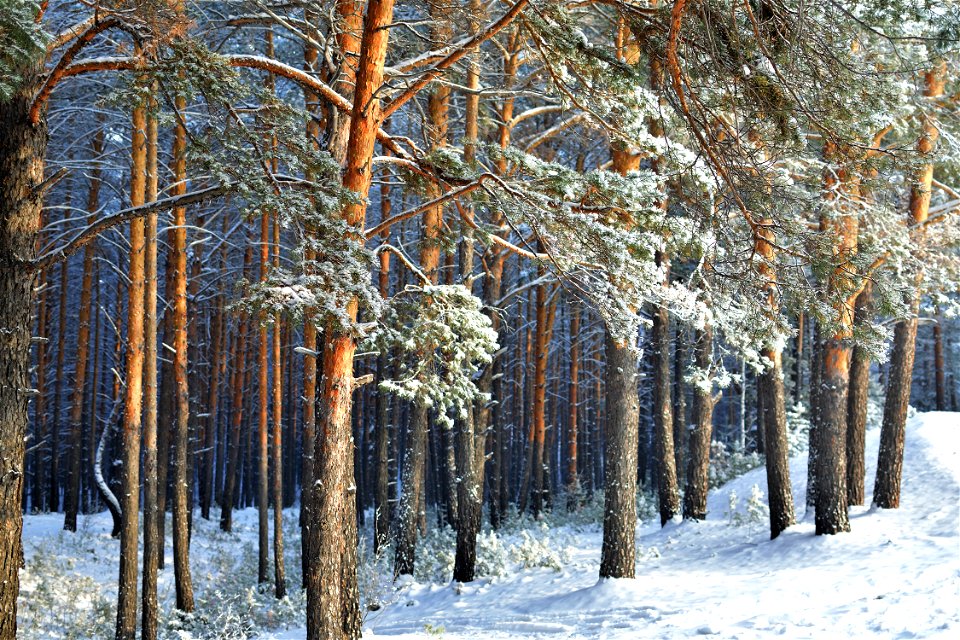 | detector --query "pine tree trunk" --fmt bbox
[759,349,795,538]
[305,3,393,637]
[257,212,270,585]
[141,106,160,640]
[220,246,251,532]
[272,214,286,599]
[673,325,686,484]
[50,256,67,513]
[806,323,822,511]
[683,324,714,520]
[813,138,865,536]
[566,302,580,508]
[453,20,487,577]
[874,63,945,510]
[754,212,796,538]
[116,97,148,640]
[599,334,639,578]
[156,249,175,568]
[86,262,102,512]
[0,85,47,640]
[170,94,195,610]
[652,274,680,526]
[793,312,804,405]
[845,282,873,506]
[300,12,321,579]
[373,158,392,554]
[529,273,549,517]
[200,287,224,520]
[933,311,945,411]
[64,128,104,532]
[396,400,427,576]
